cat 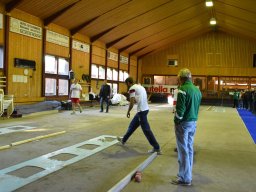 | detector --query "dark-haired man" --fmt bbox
[117,77,161,154]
